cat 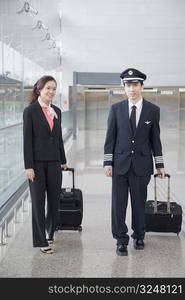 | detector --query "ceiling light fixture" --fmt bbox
[41,32,51,41]
[32,20,48,31]
[16,1,62,65]
[17,1,38,15]
[48,41,57,49]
